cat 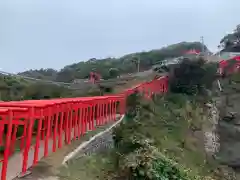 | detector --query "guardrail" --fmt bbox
[0,76,168,180]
